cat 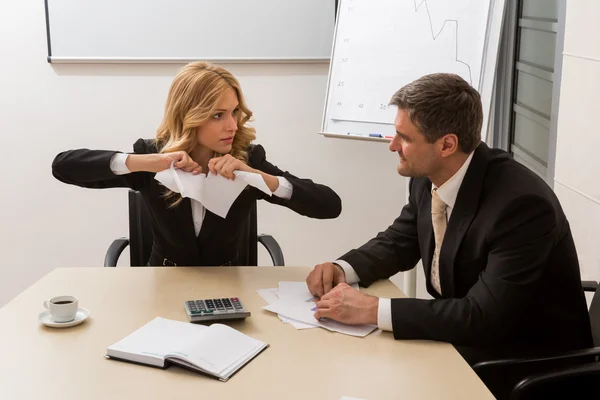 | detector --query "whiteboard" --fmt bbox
[321,0,506,142]
[44,0,336,63]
